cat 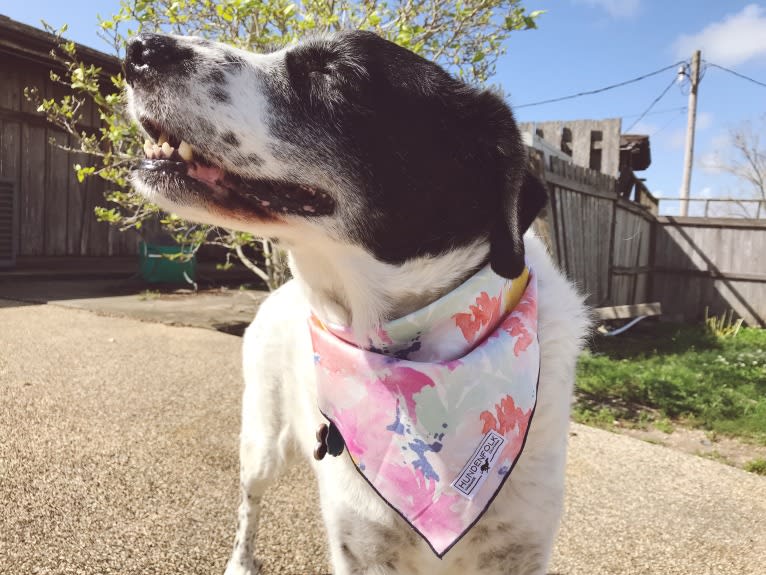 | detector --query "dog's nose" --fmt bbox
[125,33,188,85]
